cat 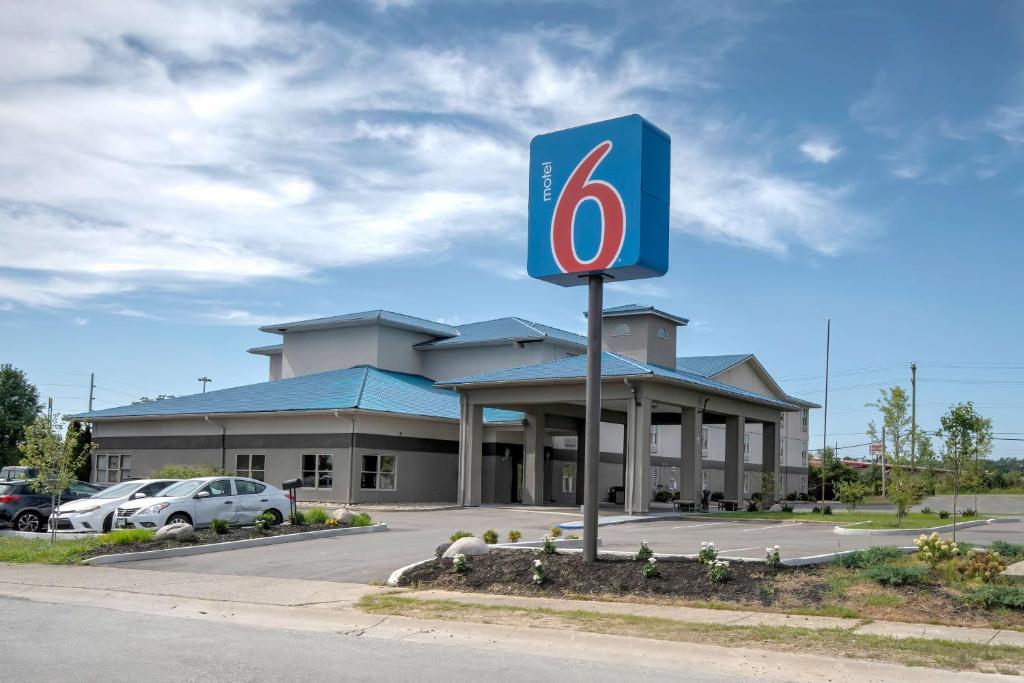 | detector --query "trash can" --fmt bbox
[608,485,625,505]
[701,489,711,512]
